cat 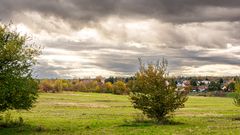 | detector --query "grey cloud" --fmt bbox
[93,53,139,73]
[188,52,240,66]
[36,43,240,78]
[43,40,149,52]
[1,0,240,25]
[173,48,240,70]
[33,61,62,79]
[43,36,240,75]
